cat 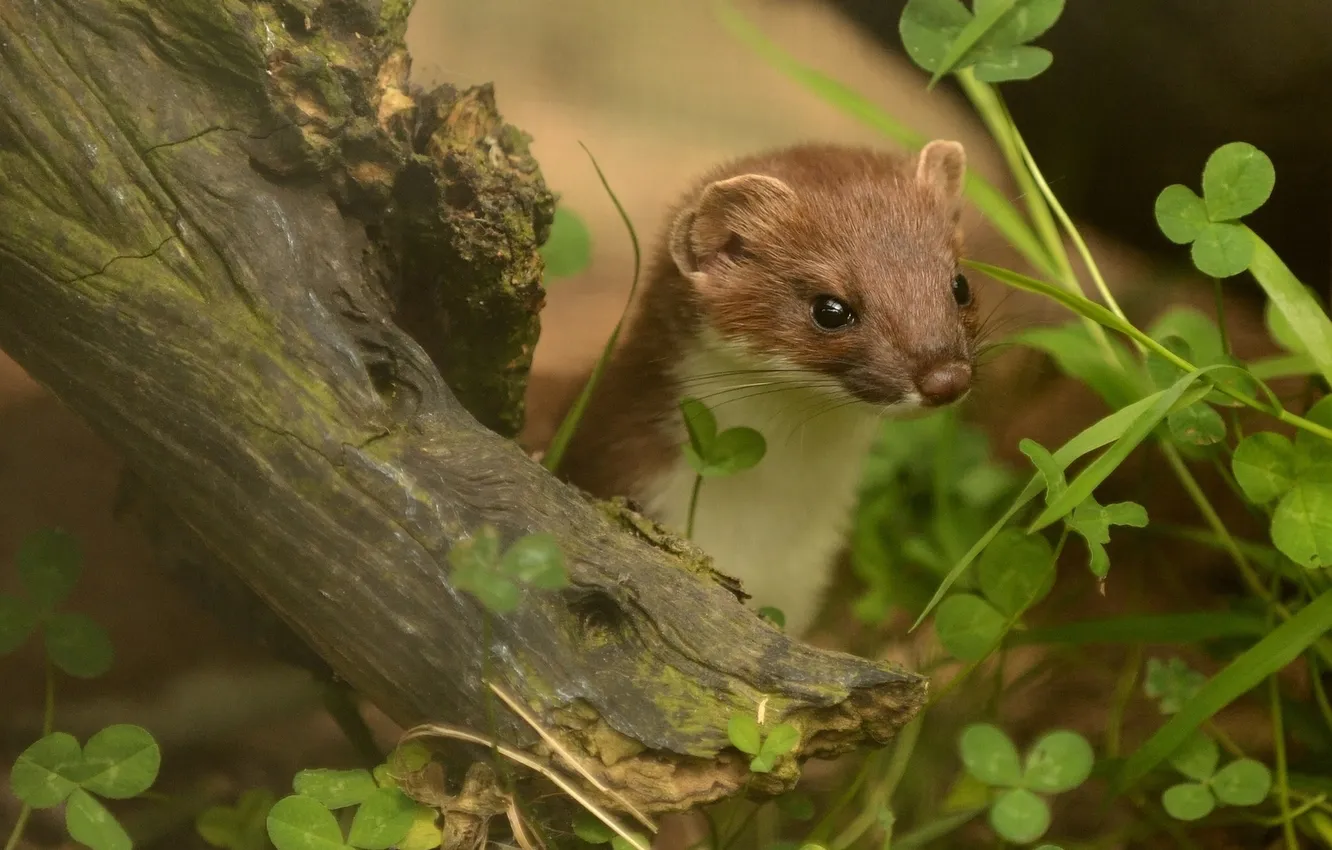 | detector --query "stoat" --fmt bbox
[556,140,979,636]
